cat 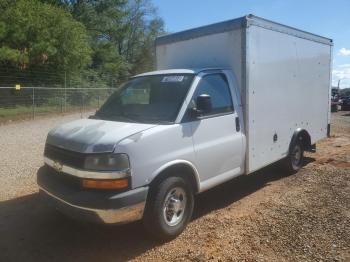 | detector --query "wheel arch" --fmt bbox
[149,160,200,194]
[289,128,312,152]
